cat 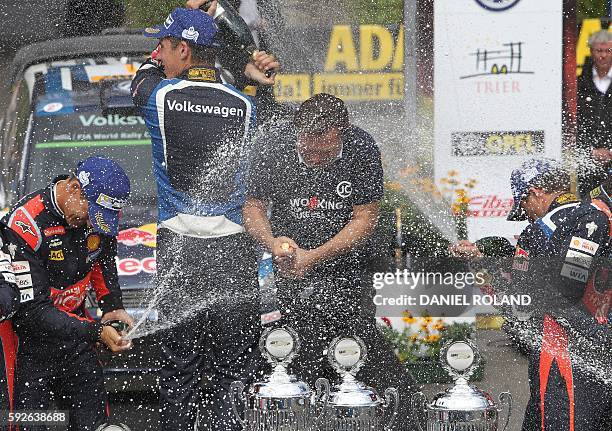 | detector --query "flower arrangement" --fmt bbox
[380,312,475,364]
[439,171,477,241]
